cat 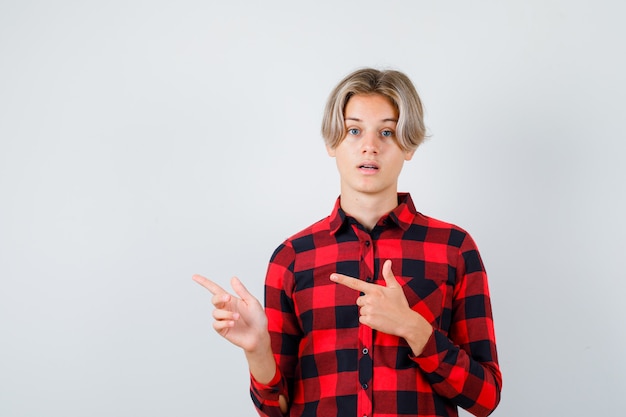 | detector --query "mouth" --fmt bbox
[358,162,379,172]
[359,162,379,176]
